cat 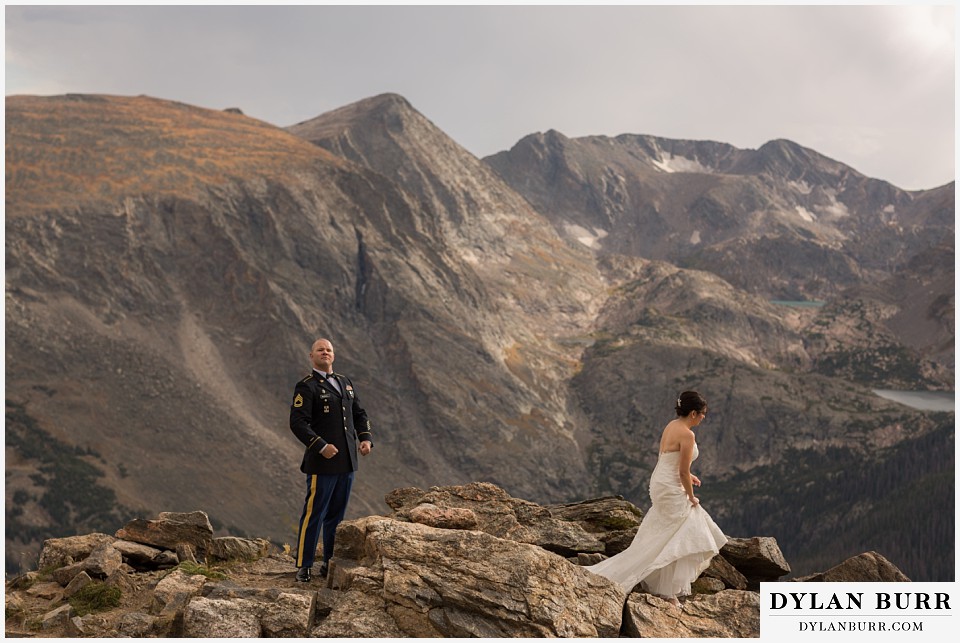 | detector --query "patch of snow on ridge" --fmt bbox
[651,153,712,174]
[880,203,897,223]
[565,223,608,249]
[794,206,816,222]
[817,189,850,219]
[690,230,702,245]
[788,180,813,195]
